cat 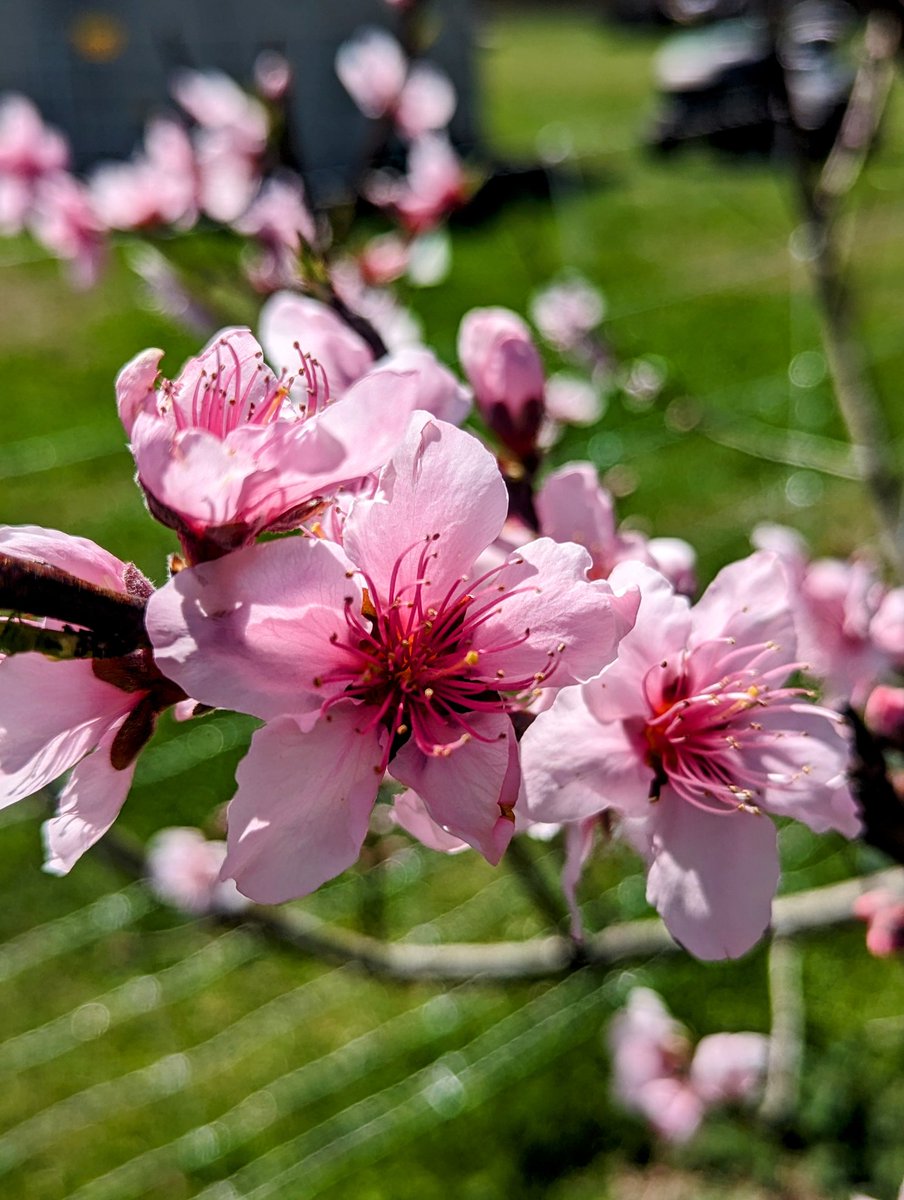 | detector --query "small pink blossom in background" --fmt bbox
[117,325,416,560]
[0,527,182,874]
[359,233,410,286]
[535,462,696,595]
[522,552,860,959]
[89,117,198,232]
[394,63,457,140]
[543,375,604,428]
[530,275,605,352]
[458,306,545,458]
[29,172,107,289]
[147,414,639,903]
[234,173,316,292]
[147,827,248,915]
[253,50,292,102]
[172,70,269,224]
[854,889,904,957]
[370,135,467,236]
[608,988,768,1142]
[864,685,904,743]
[335,27,407,119]
[0,93,69,233]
